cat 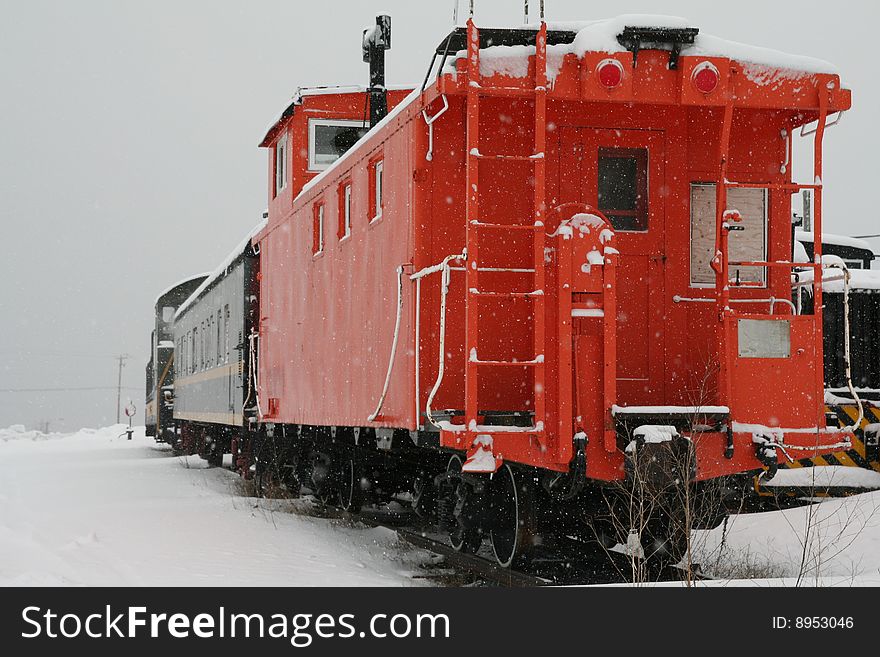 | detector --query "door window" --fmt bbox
[597,147,648,232]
